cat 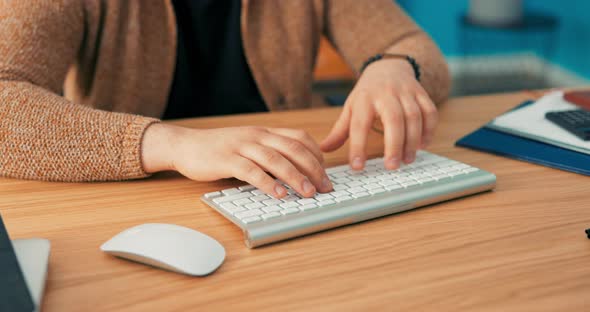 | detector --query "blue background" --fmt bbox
[398,0,590,78]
